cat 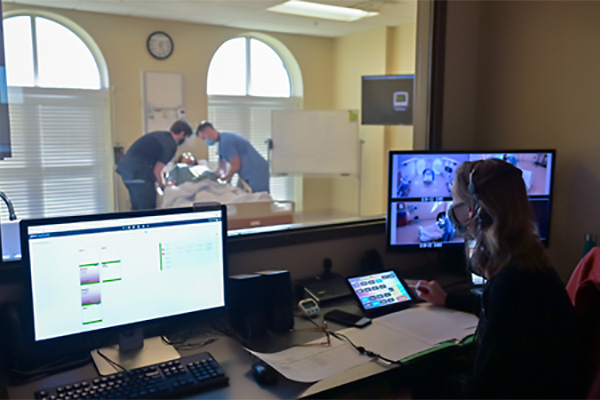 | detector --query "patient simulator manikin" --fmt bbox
[160,153,272,208]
